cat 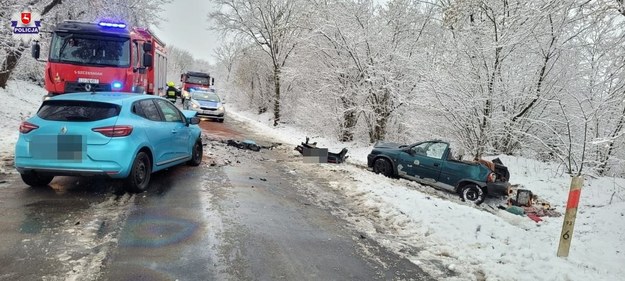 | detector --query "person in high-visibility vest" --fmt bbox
[165,82,180,103]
